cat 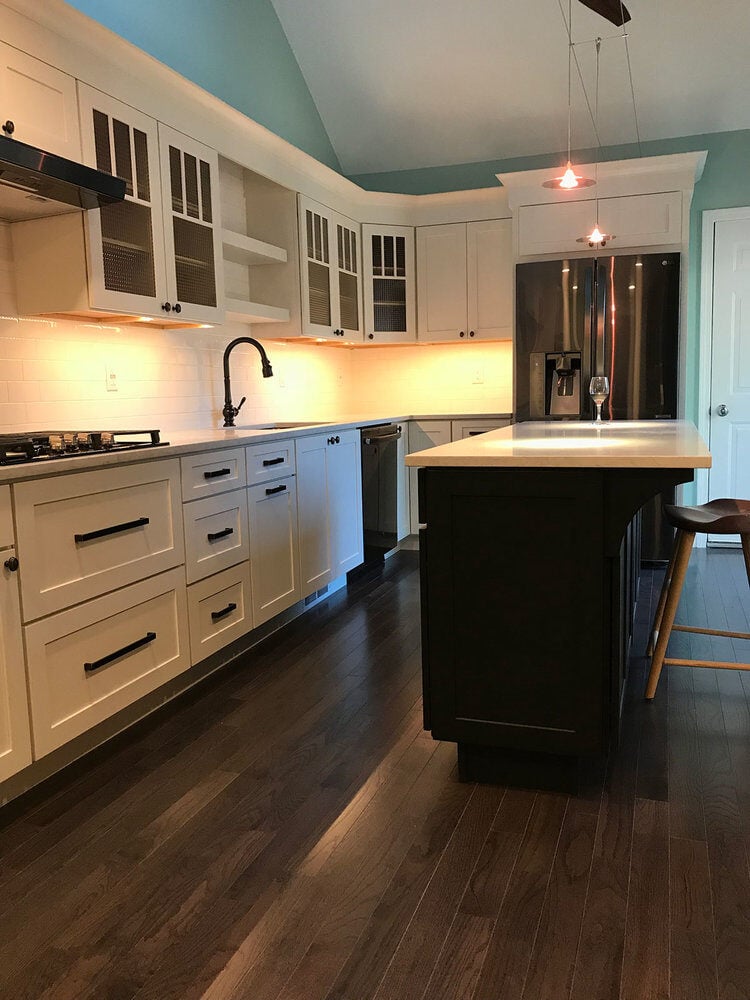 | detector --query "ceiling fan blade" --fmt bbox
[576,0,631,25]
